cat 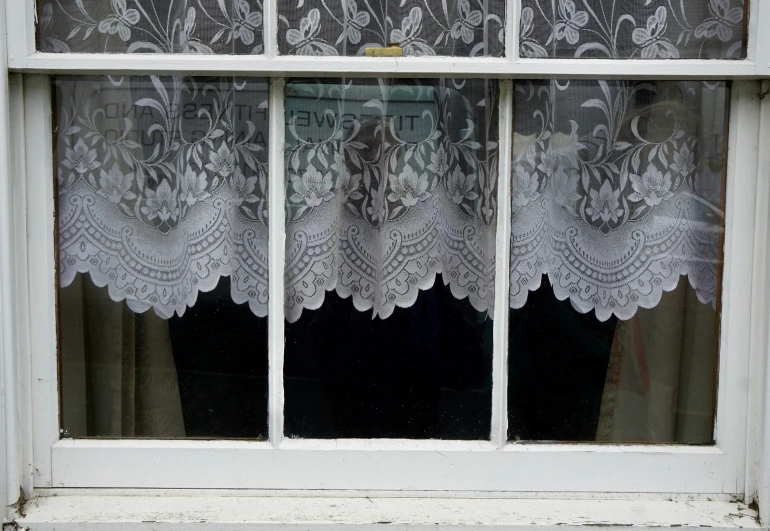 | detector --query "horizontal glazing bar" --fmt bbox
[51,437,724,454]
[10,53,768,79]
[50,439,736,491]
